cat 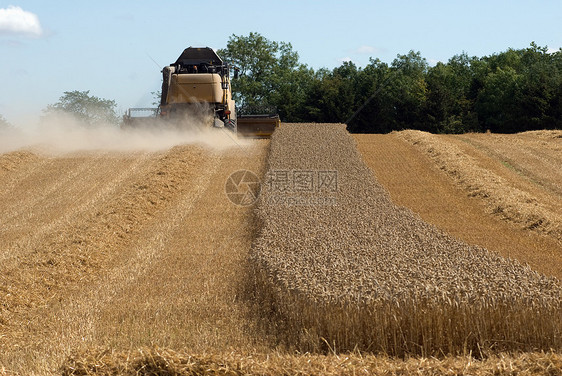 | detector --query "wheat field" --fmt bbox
[1,125,561,375]
[250,124,561,356]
